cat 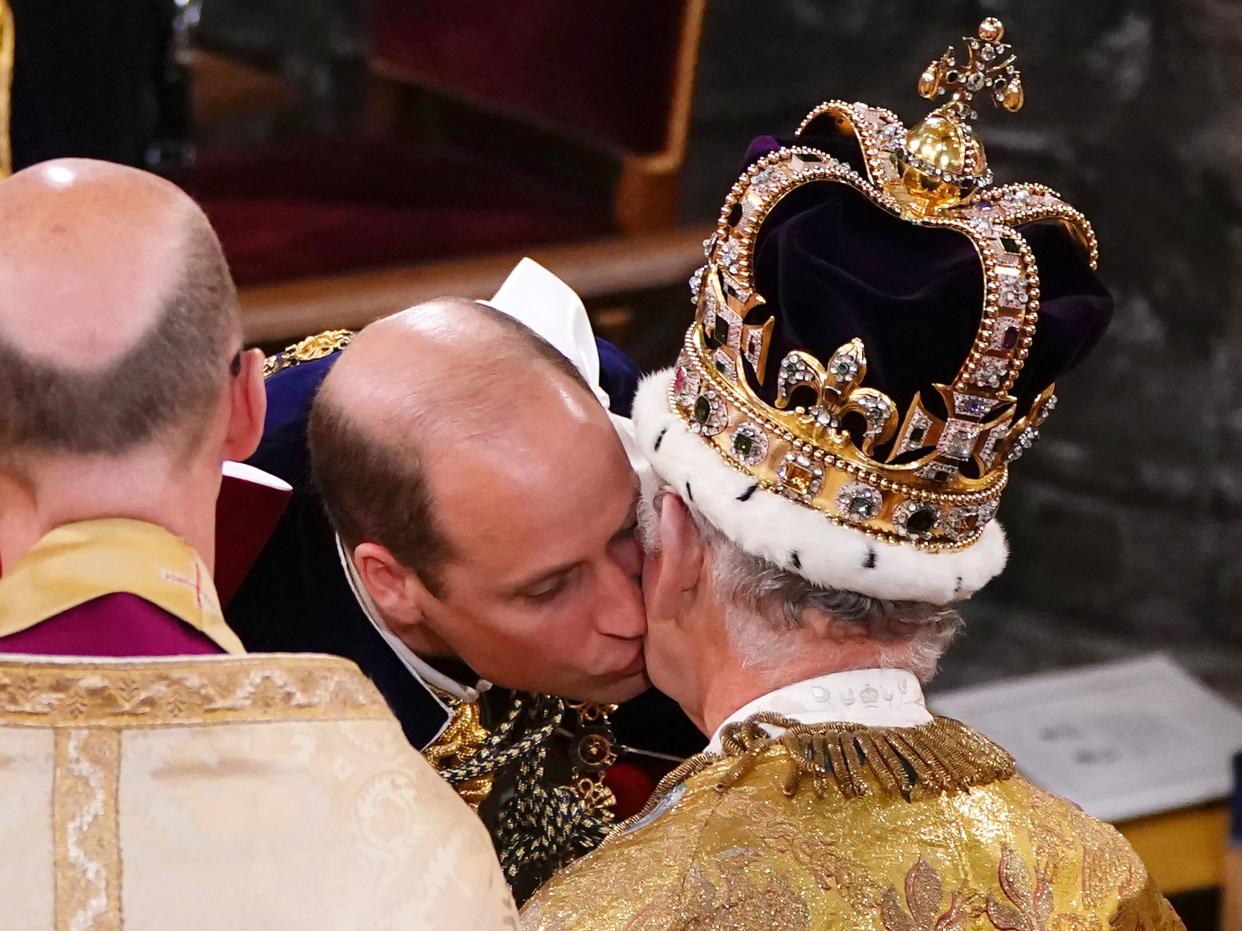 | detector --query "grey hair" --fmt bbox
[639,488,963,681]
